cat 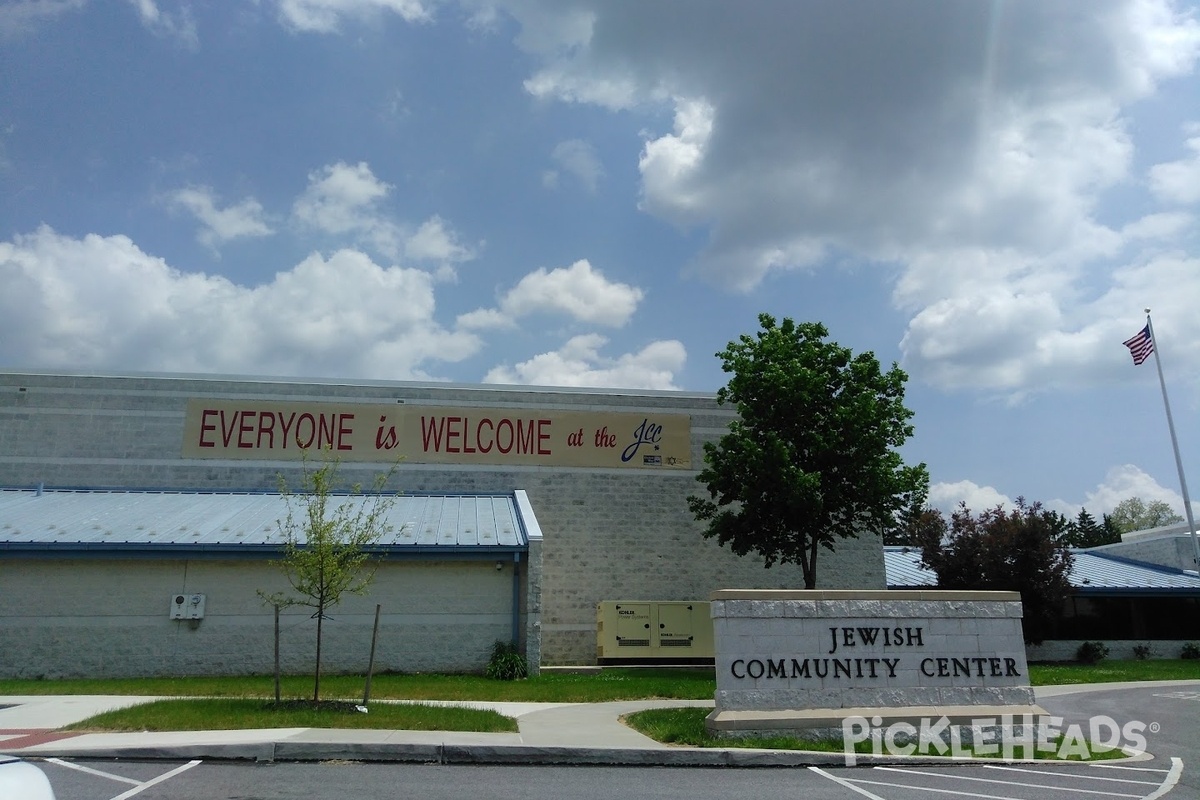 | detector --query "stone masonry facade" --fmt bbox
[0,558,509,679]
[0,371,887,668]
[711,590,1036,711]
